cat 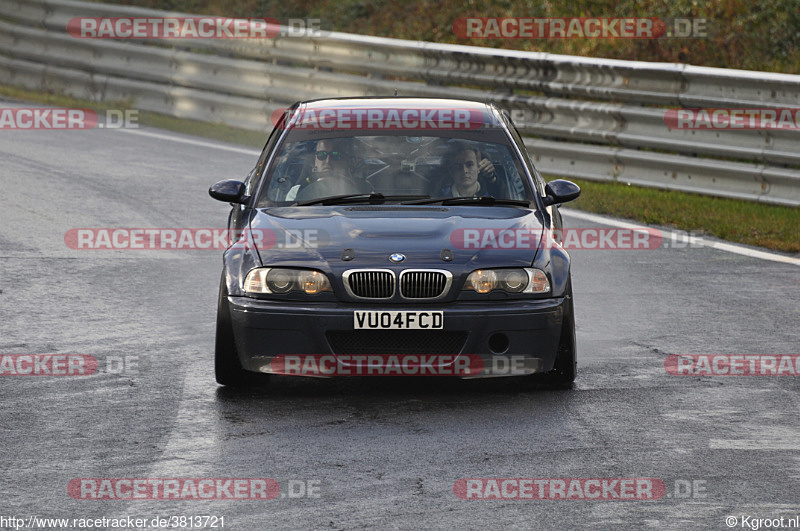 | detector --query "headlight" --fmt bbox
[463,268,550,294]
[243,268,332,295]
[465,269,498,294]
